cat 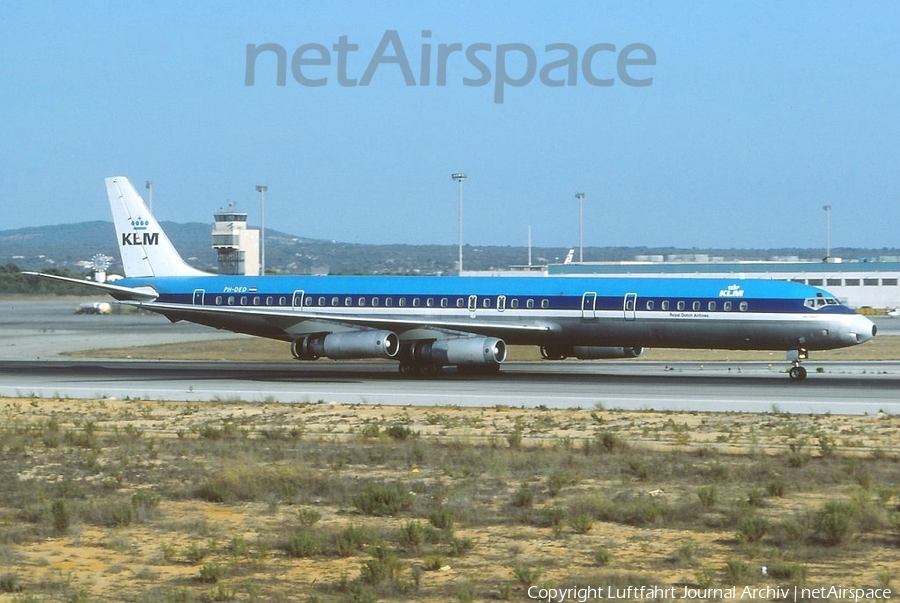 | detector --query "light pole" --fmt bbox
[145,181,153,212]
[823,205,831,261]
[575,192,585,263]
[452,173,467,274]
[256,185,267,275]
